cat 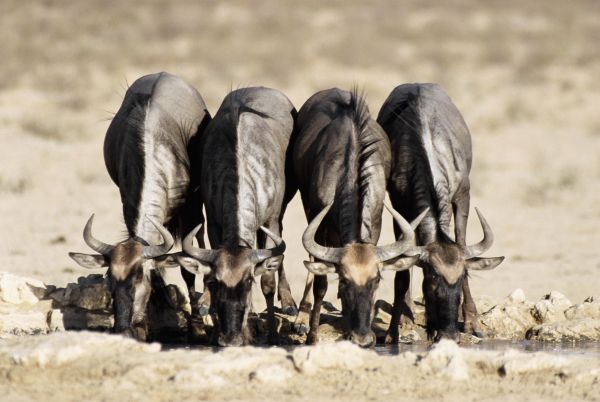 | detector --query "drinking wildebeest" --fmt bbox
[177,87,298,346]
[292,88,425,347]
[69,72,211,339]
[377,83,504,342]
